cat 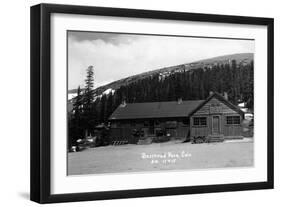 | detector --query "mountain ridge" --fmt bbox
[68,53,253,96]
